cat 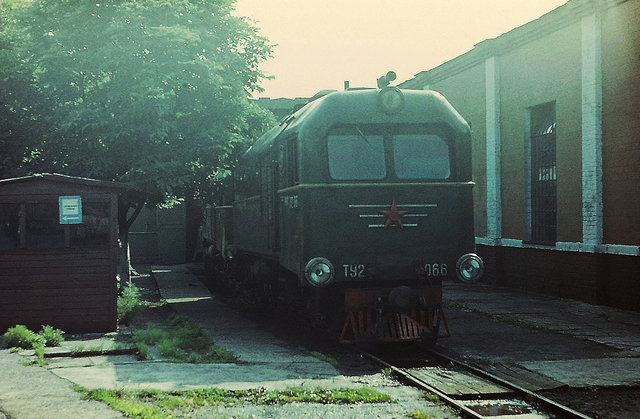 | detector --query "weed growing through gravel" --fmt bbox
[118,282,142,325]
[407,411,435,419]
[77,386,393,418]
[424,393,440,402]
[131,313,238,363]
[422,392,461,417]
